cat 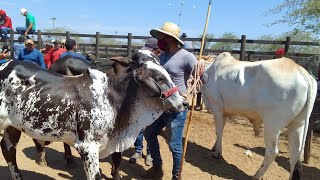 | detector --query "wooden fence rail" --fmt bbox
[5,30,320,60]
